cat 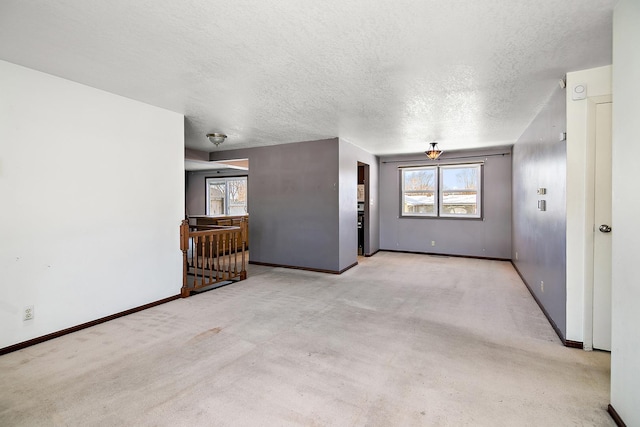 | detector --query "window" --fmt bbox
[402,166,437,216]
[439,164,481,218]
[206,177,248,216]
[401,164,481,218]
